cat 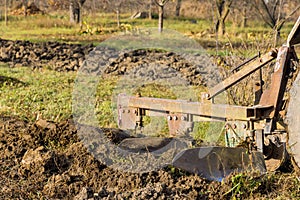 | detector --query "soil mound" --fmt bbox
[0,39,94,71]
[11,2,44,16]
[1,116,299,199]
[0,39,223,86]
